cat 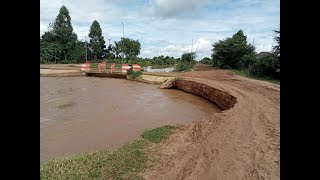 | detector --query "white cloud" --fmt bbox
[148,0,211,17]
[40,0,124,37]
[40,0,279,59]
